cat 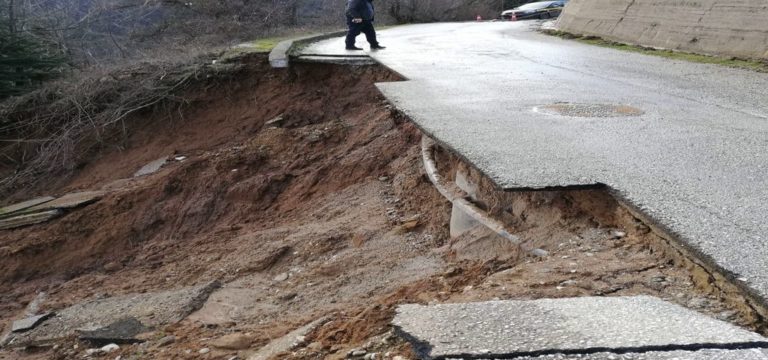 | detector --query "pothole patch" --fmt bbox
[534,103,645,118]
